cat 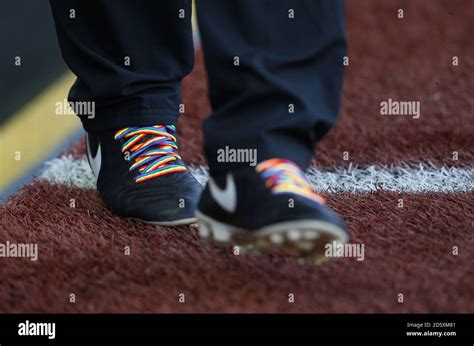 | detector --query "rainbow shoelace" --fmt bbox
[256,158,325,204]
[114,125,187,184]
